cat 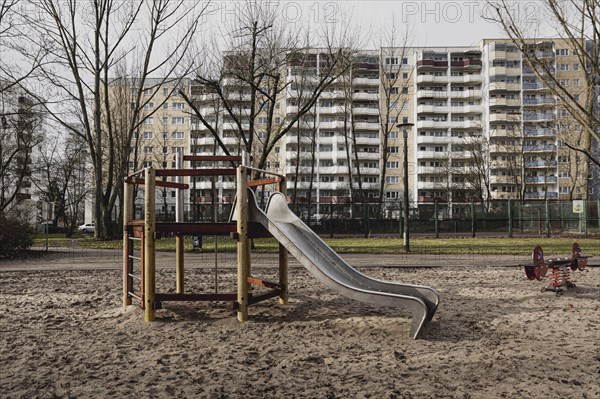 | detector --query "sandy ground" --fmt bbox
[1,252,599,399]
